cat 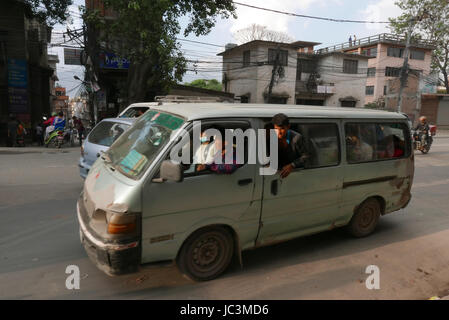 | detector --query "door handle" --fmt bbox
[271,179,278,195]
[238,178,253,186]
